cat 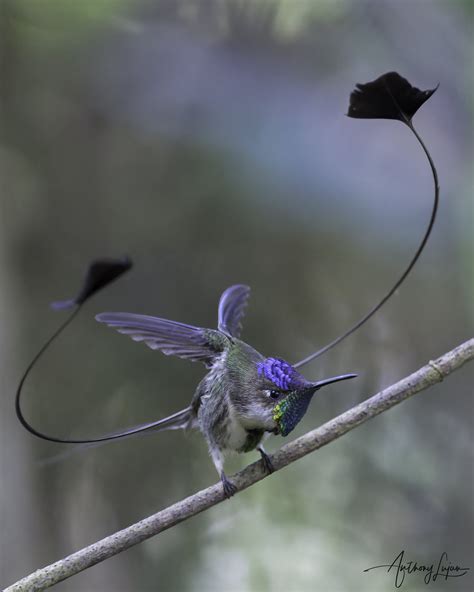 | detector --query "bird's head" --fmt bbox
[256,357,356,436]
